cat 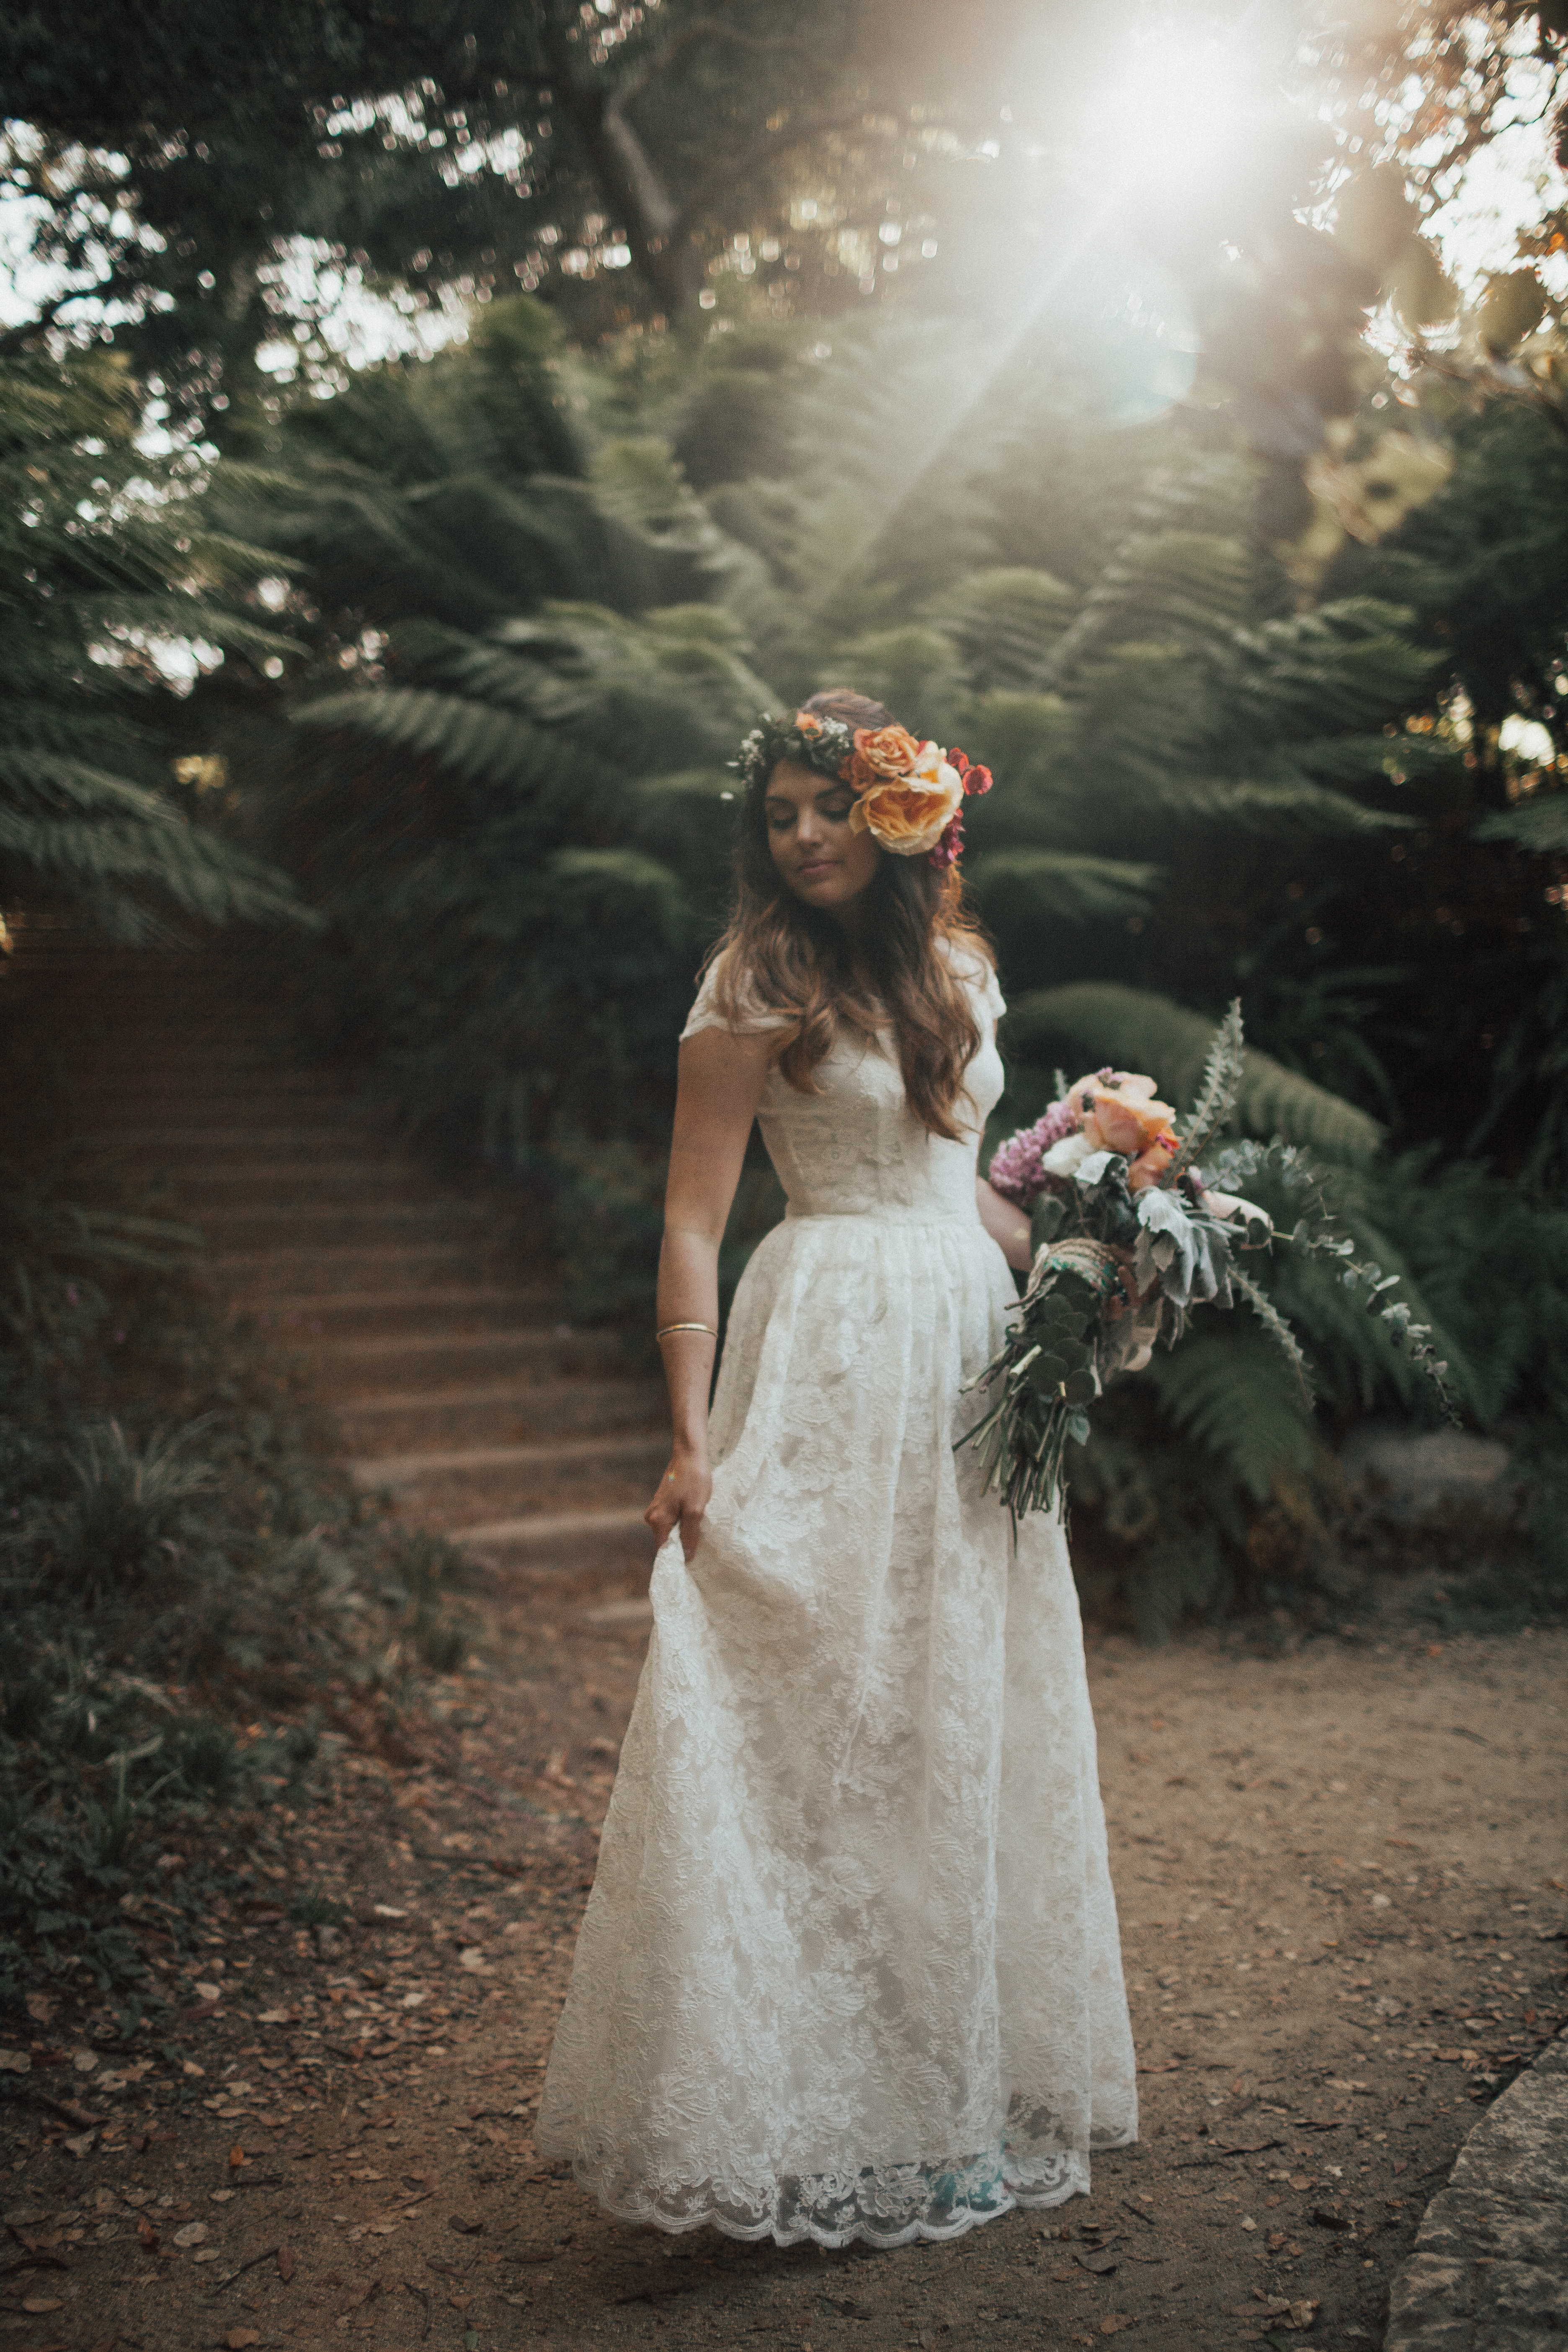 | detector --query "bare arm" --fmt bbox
[977,1176,1032,1273]
[644,1026,775,1561]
